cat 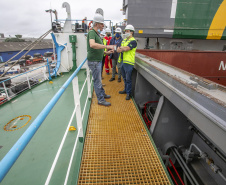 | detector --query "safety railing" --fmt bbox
[0,64,49,105]
[0,58,91,183]
[55,19,114,35]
